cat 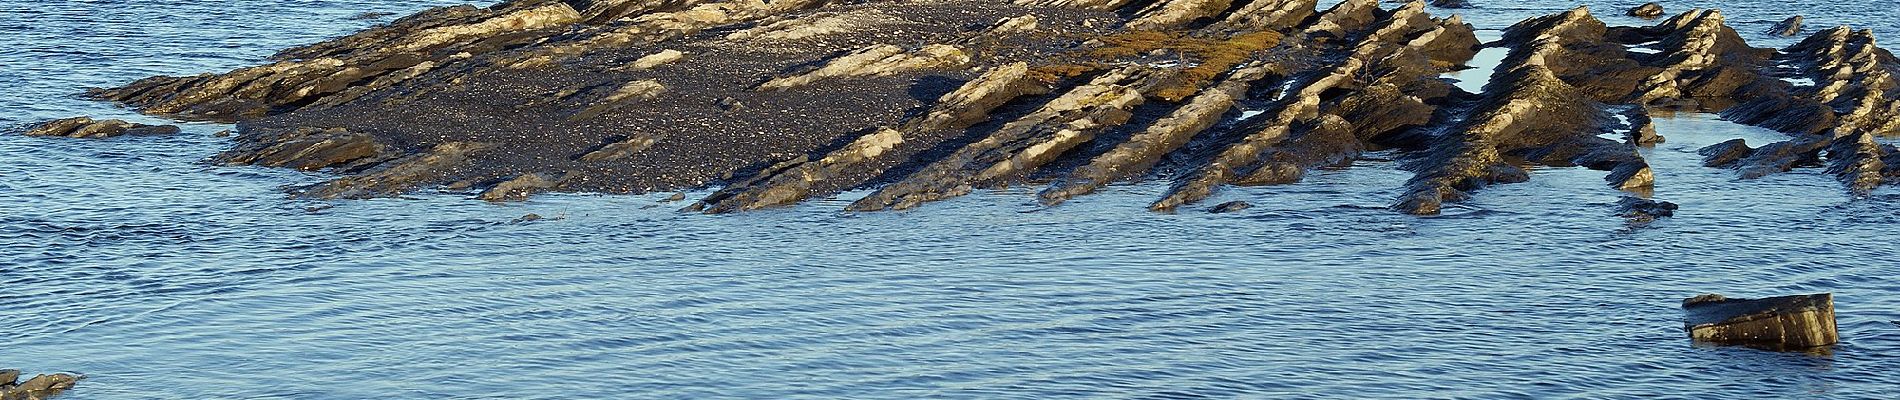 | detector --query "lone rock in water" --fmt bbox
[1682,293,1839,350]
[1628,3,1665,18]
[1,369,82,399]
[1768,16,1803,37]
